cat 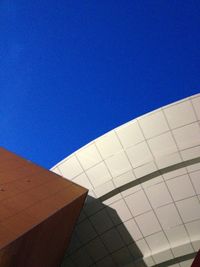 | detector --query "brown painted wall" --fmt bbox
[0,147,87,267]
